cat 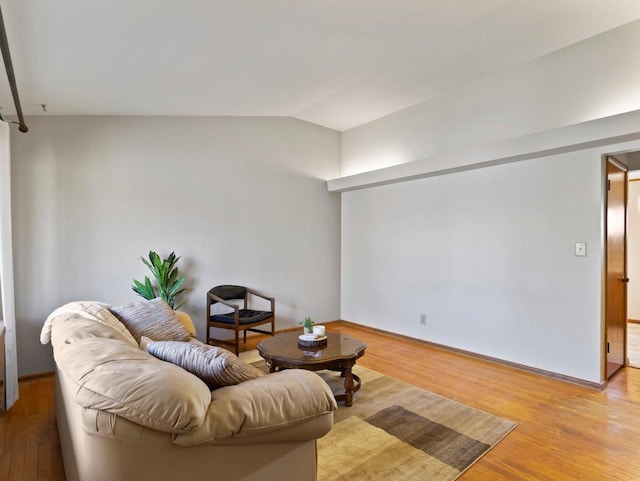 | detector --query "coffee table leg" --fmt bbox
[267,361,277,373]
[343,366,355,407]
